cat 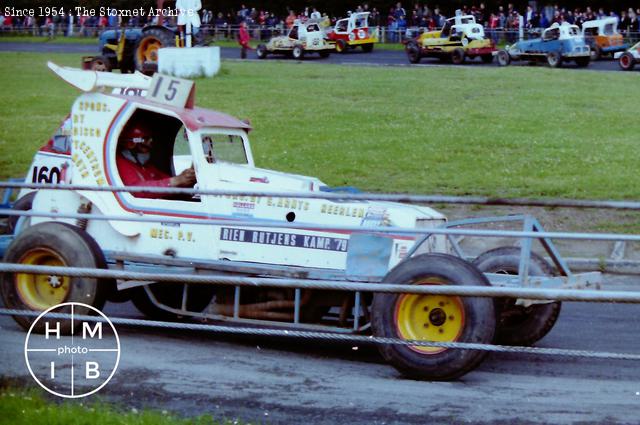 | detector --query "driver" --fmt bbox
[116,121,196,198]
